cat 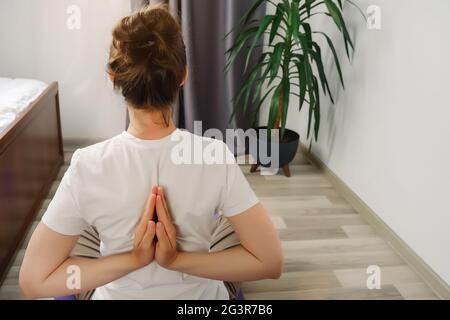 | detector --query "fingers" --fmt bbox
[157,187,171,219]
[156,187,173,224]
[142,186,159,224]
[155,195,170,226]
[156,195,176,246]
[135,186,177,250]
[142,192,157,223]
[157,187,176,243]
[156,222,172,249]
[135,190,156,246]
[140,221,156,249]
